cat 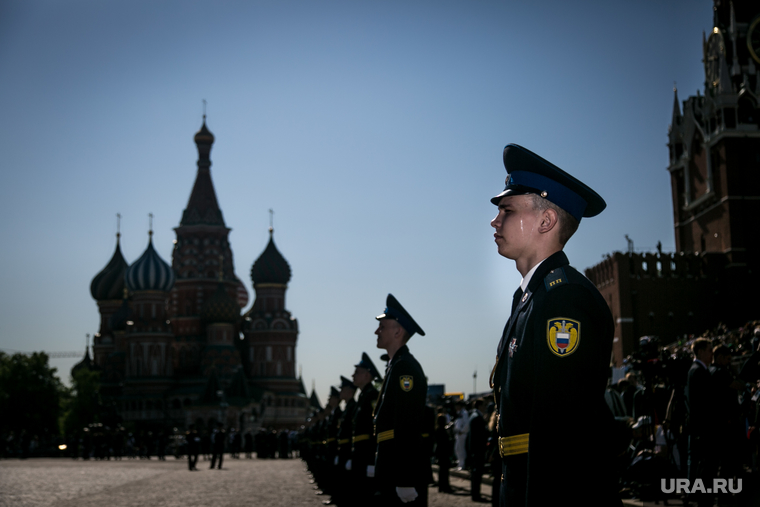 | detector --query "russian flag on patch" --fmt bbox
[556,332,570,352]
